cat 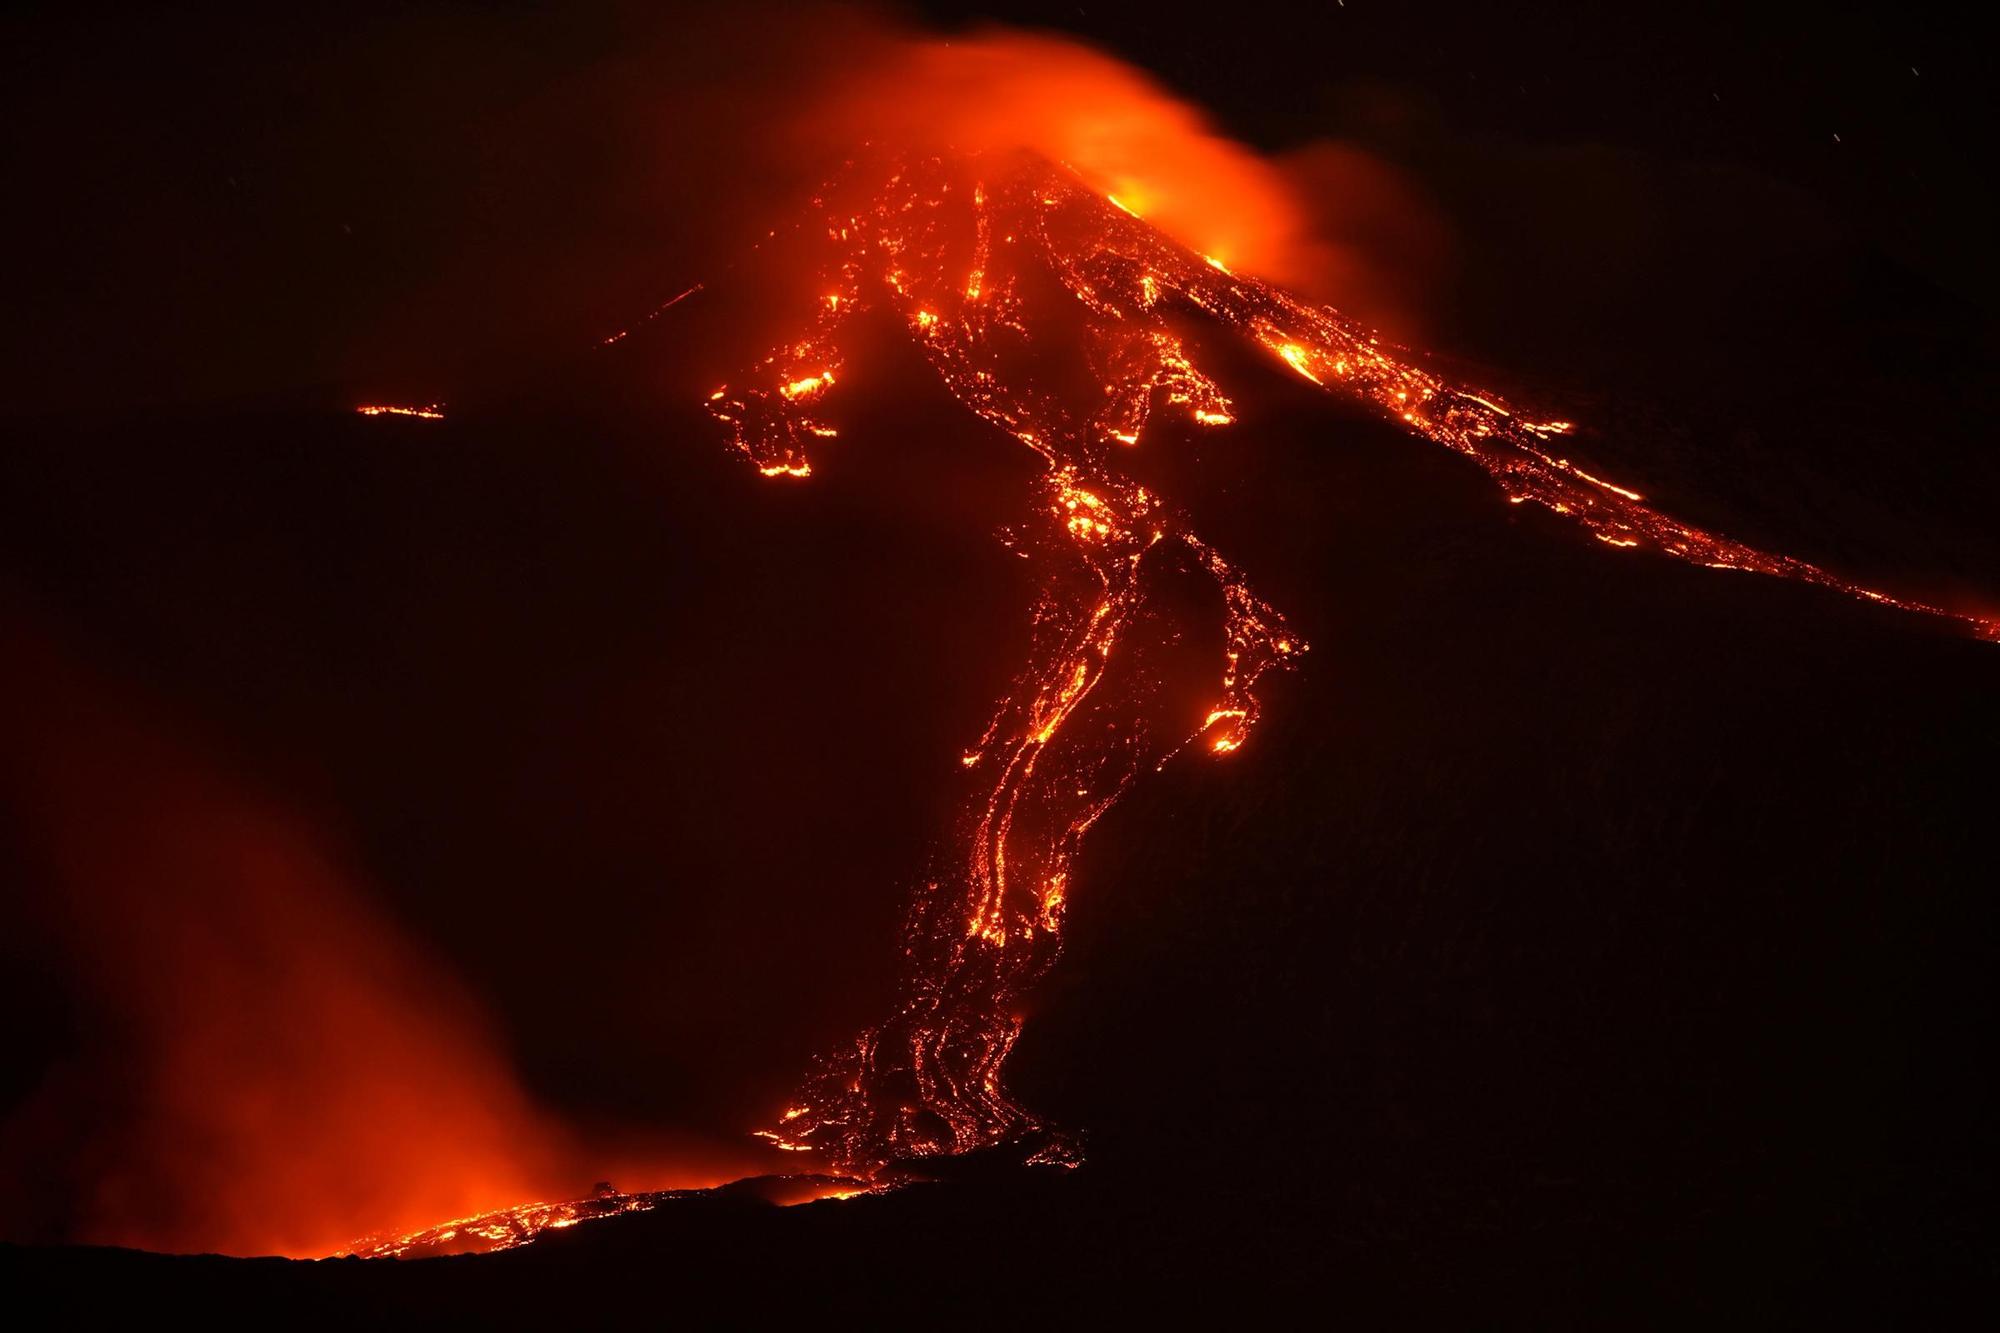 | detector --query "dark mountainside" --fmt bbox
[3,237,1996,1320]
